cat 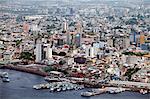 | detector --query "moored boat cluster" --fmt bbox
[81,87,127,97]
[33,82,84,92]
